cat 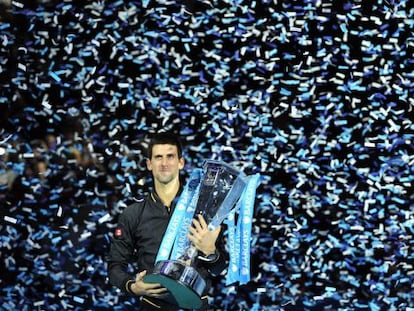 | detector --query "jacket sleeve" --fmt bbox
[107,204,138,295]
